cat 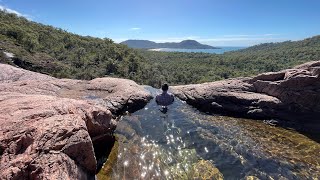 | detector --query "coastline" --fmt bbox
[147,47,245,54]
